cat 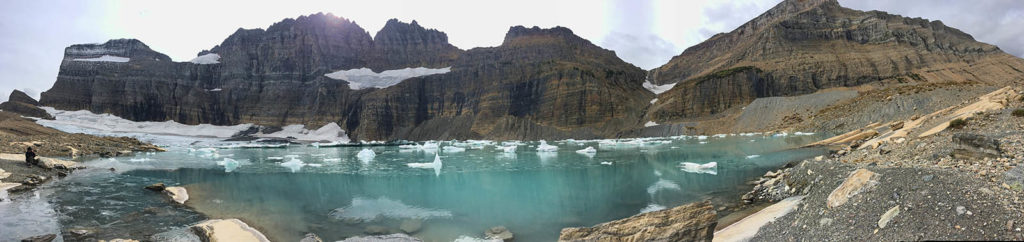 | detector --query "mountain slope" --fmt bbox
[647,0,1024,123]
